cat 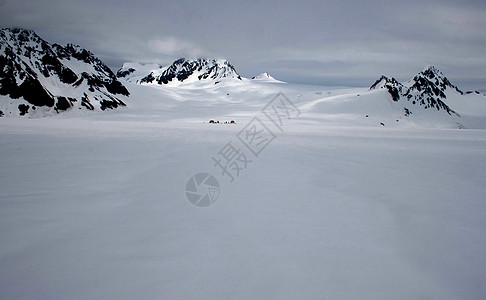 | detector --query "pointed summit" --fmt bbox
[370,75,402,89]
[252,72,272,80]
[406,65,463,102]
[251,72,284,82]
[369,66,464,116]
[421,65,442,75]
[370,75,404,101]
